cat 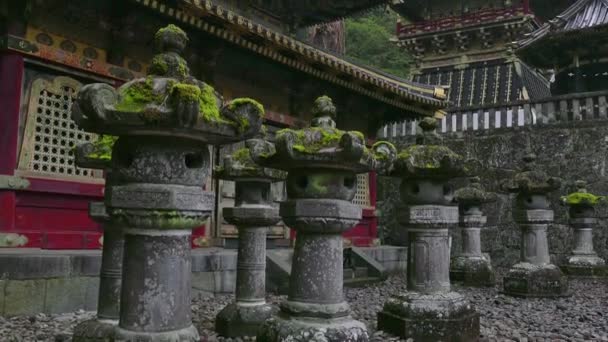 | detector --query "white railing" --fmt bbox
[379,90,608,138]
